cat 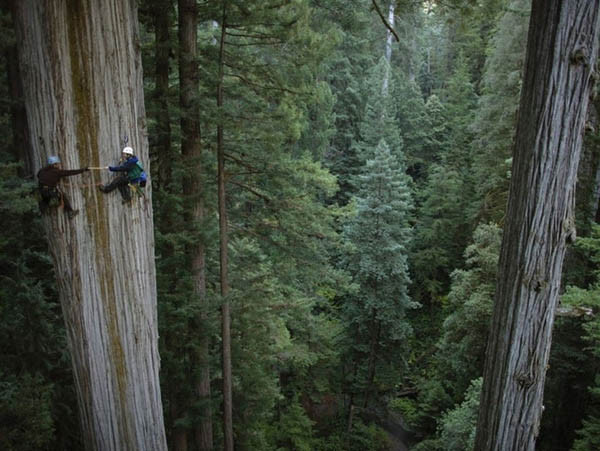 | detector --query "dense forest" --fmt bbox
[1,0,600,450]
